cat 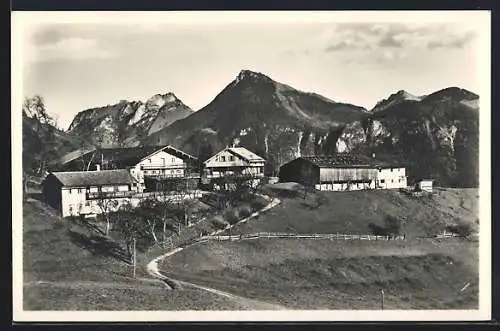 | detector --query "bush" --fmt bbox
[446,223,474,237]
[368,215,402,236]
[384,215,402,235]
[210,216,227,230]
[238,206,252,219]
[250,199,267,211]
[224,208,240,225]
